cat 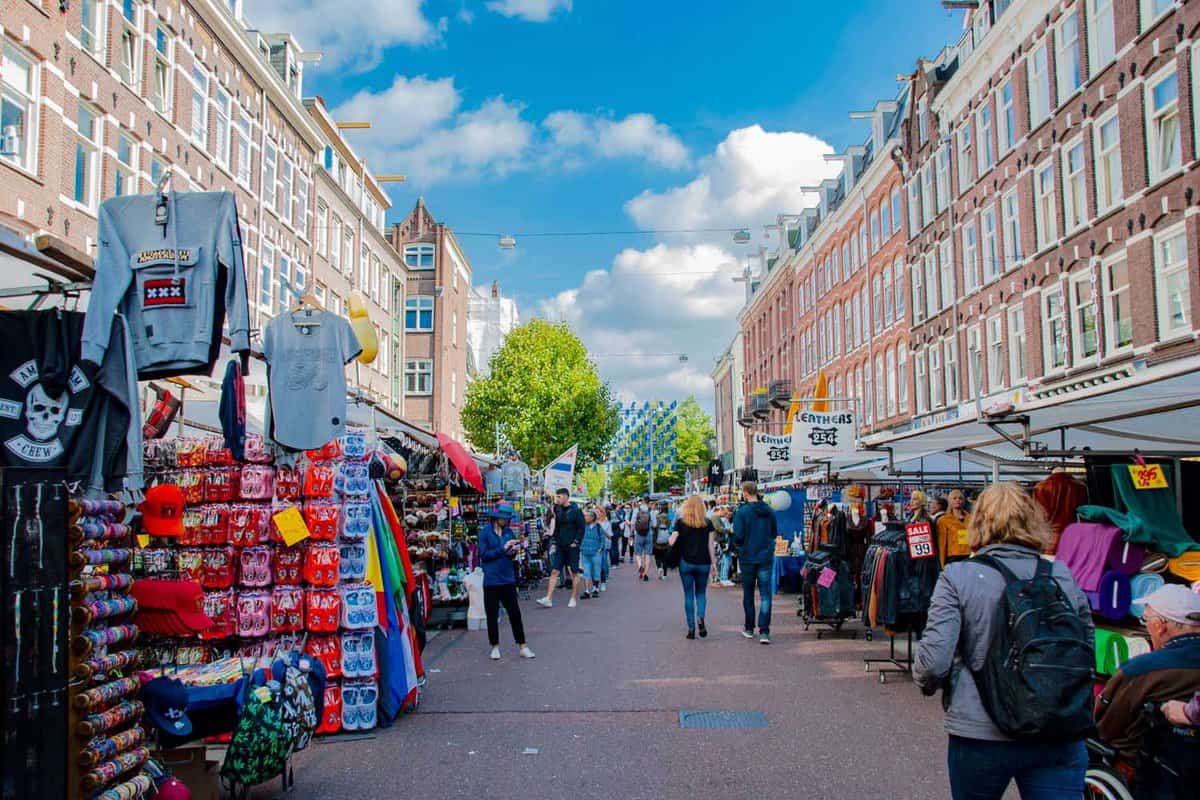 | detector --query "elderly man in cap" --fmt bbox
[478,502,535,661]
[1096,584,1200,772]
